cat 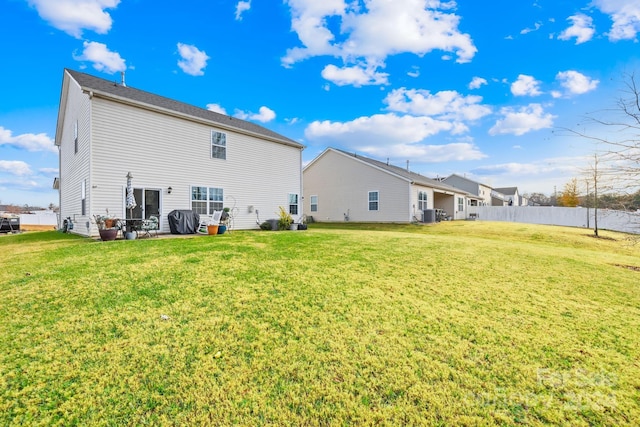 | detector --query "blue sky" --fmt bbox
[1,0,639,207]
